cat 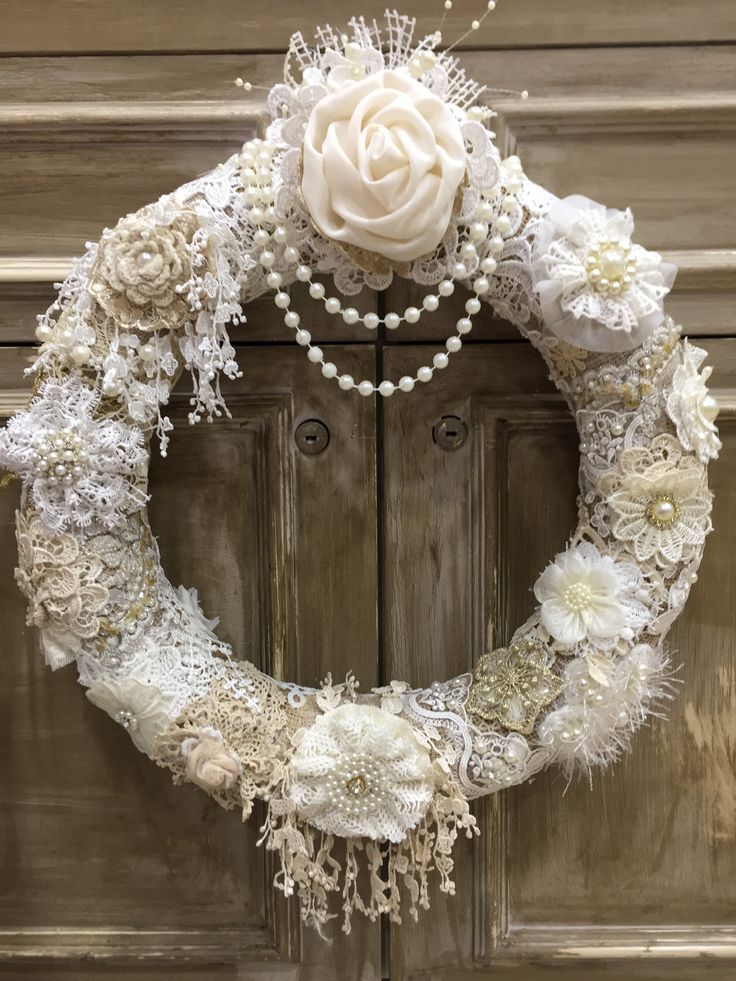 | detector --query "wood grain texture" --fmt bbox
[383,341,736,979]
[1,0,735,53]
[0,346,381,977]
